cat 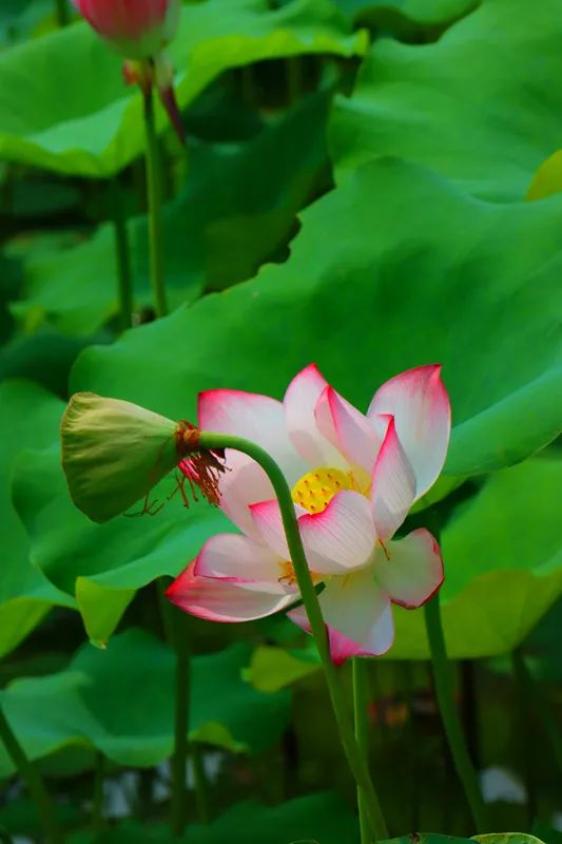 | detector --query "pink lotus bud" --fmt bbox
[74,0,181,60]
